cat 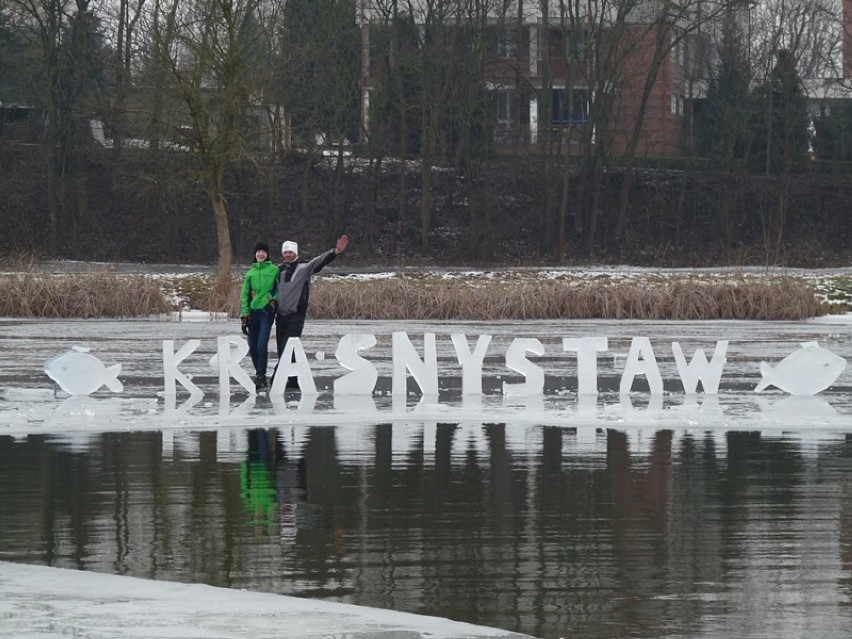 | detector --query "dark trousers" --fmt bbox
[247,307,274,377]
[273,312,306,383]
[275,312,306,357]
